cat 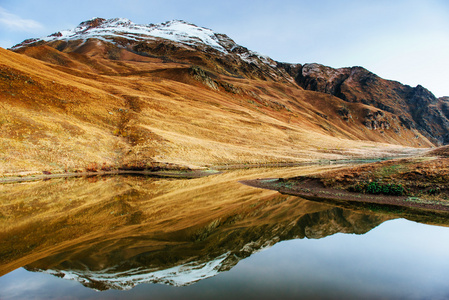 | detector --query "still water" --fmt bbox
[1,166,449,299]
